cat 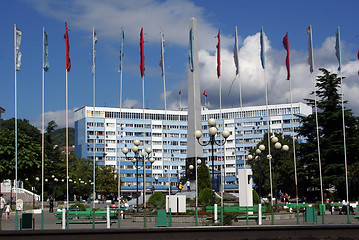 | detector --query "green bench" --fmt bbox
[330,202,342,214]
[55,208,118,224]
[354,216,359,220]
[205,206,266,225]
[278,203,309,212]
